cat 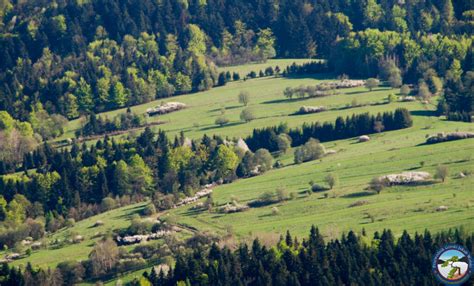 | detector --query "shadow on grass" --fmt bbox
[181,208,205,216]
[341,191,376,198]
[112,207,144,221]
[345,90,369,95]
[199,121,244,131]
[262,98,303,105]
[410,110,438,117]
[208,105,242,113]
[258,213,276,218]
[283,73,336,80]
[395,180,439,187]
